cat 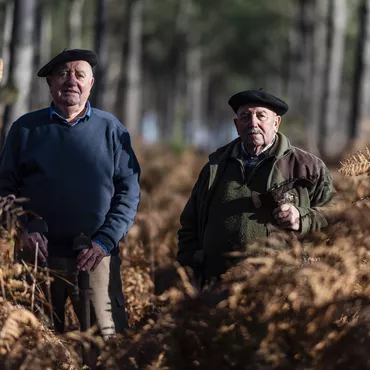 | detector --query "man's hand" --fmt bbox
[272,203,300,231]
[76,241,106,273]
[24,232,48,263]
